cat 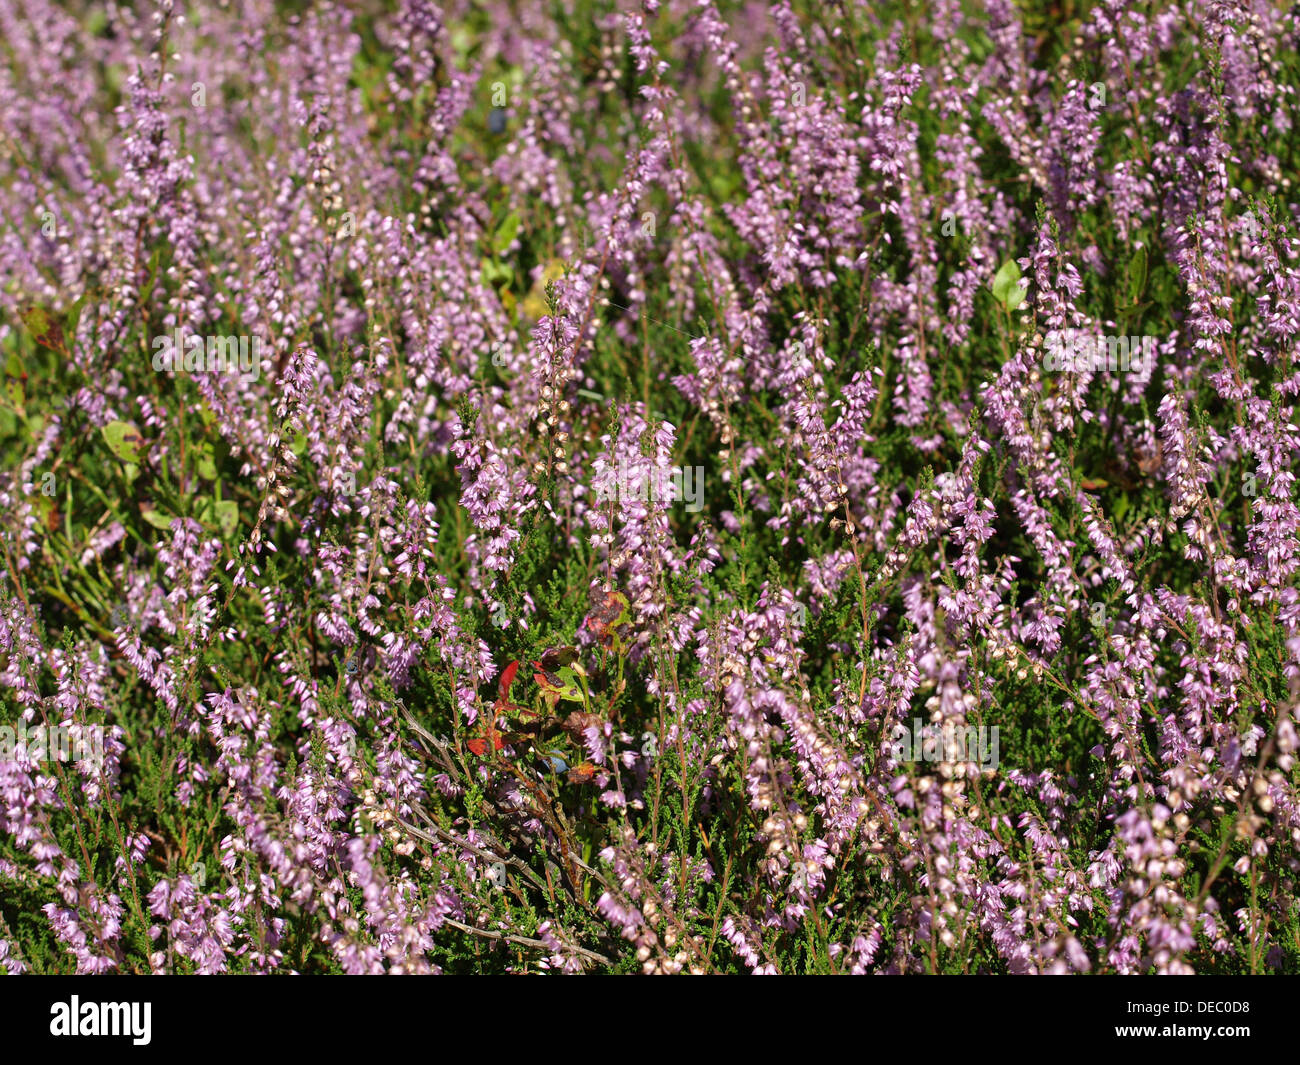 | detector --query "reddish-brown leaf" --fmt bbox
[467,723,505,757]
[583,591,629,649]
[498,660,520,703]
[538,646,579,671]
[566,761,599,784]
[561,710,604,742]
